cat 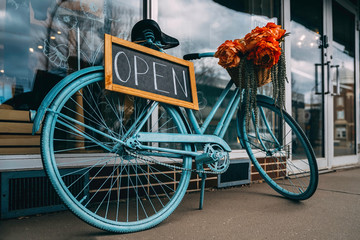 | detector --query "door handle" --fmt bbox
[315,61,334,95]
[315,63,322,95]
[331,65,340,96]
[325,61,331,94]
